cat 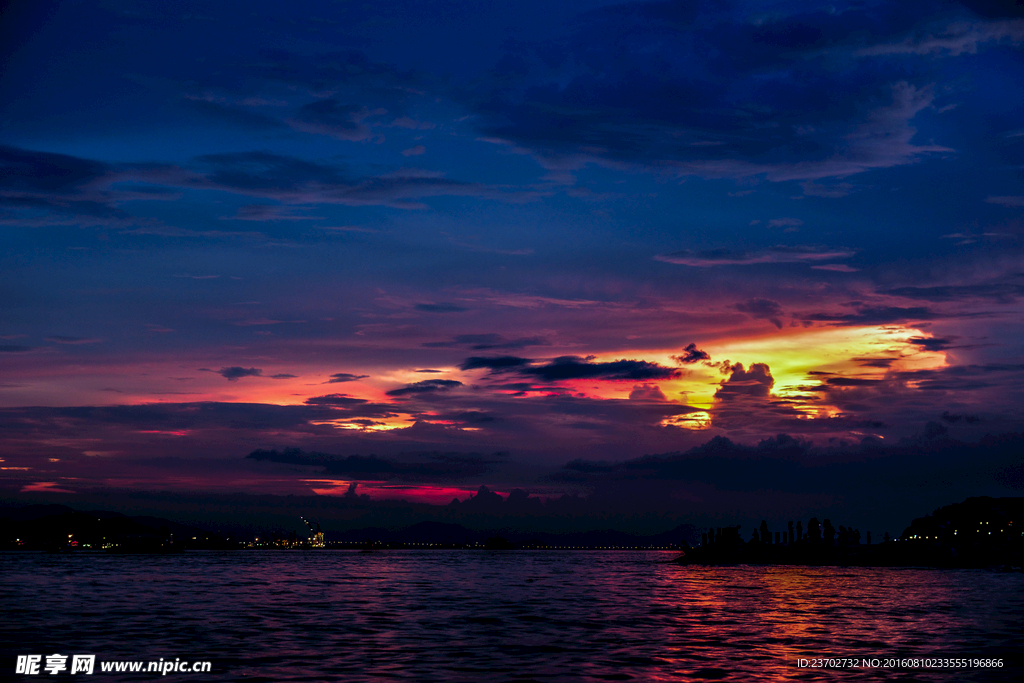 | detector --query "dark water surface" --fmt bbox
[2,551,1021,681]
